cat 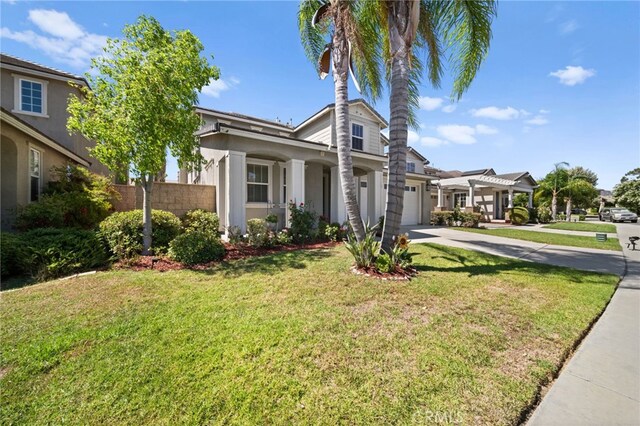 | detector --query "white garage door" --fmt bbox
[401,185,419,225]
